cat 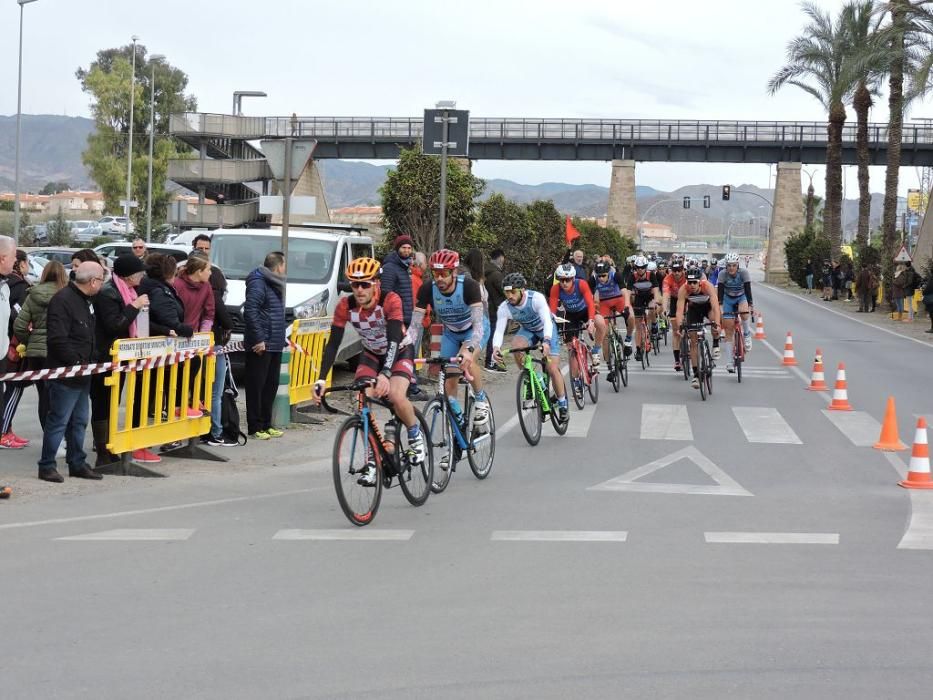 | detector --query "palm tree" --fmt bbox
[768,2,854,259]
